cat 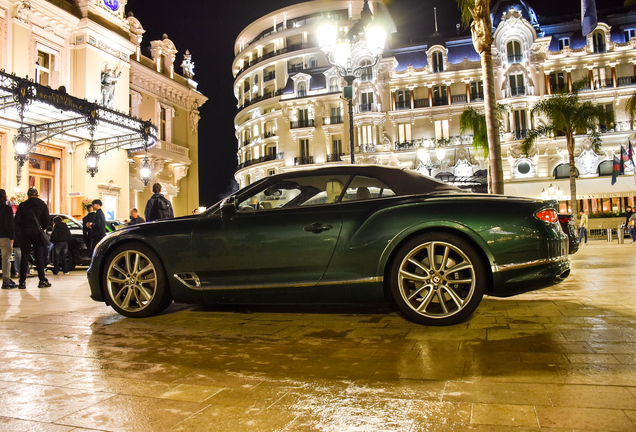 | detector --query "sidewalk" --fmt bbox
[0,241,635,431]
